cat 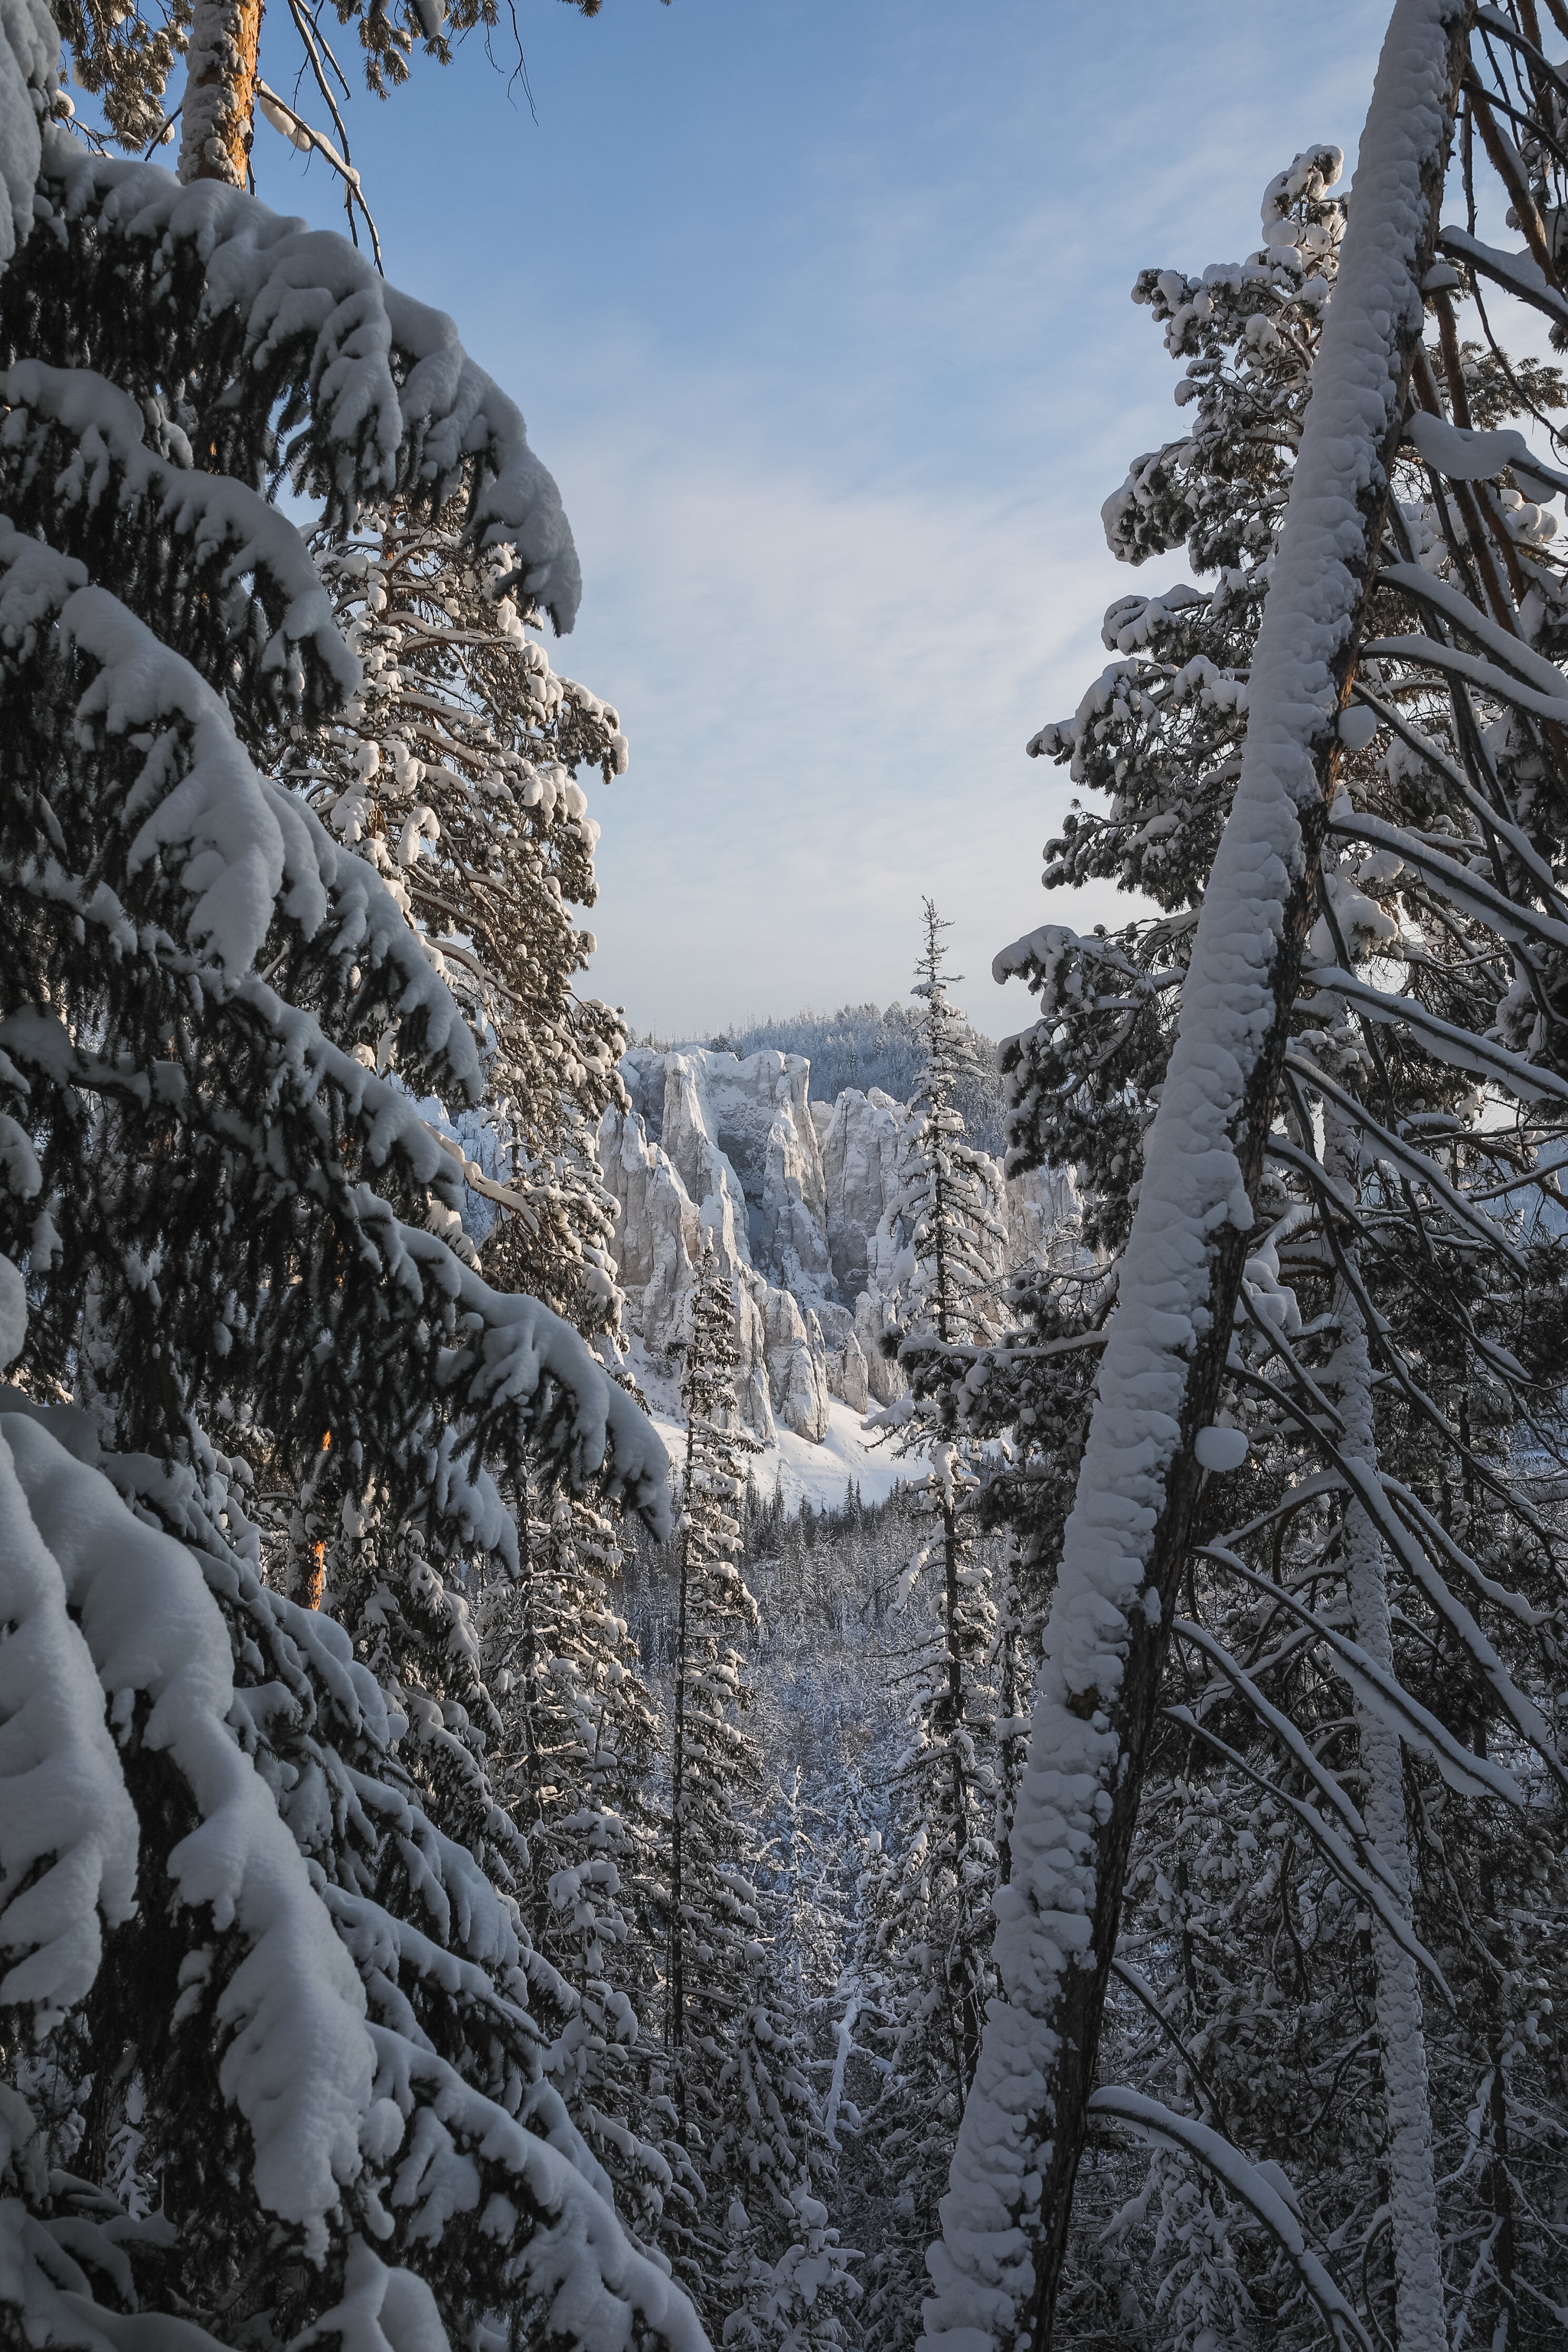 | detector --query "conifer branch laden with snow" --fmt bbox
[923,2,1568,2342]
[926,7,1506,2346]
[0,1,694,2337]
[283,505,631,1339]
